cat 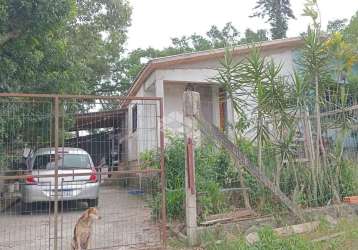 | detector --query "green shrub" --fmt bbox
[141,134,239,220]
[142,132,358,221]
[198,181,228,218]
[339,160,358,197]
